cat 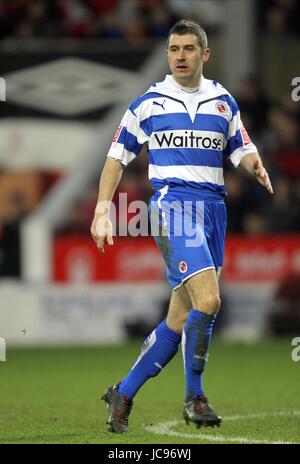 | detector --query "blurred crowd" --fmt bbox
[0,0,188,42]
[1,0,300,242]
[1,0,300,41]
[259,0,300,37]
[225,75,300,234]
